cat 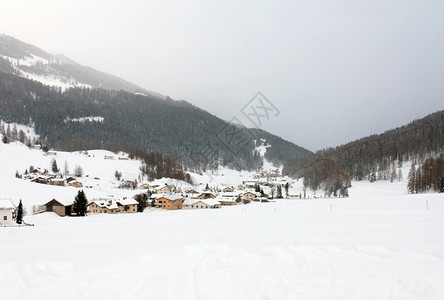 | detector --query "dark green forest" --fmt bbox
[0,71,311,174]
